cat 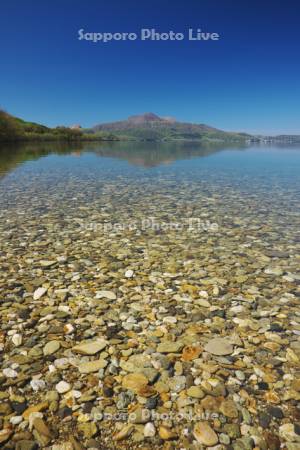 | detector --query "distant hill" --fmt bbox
[0,110,119,142]
[91,112,250,142]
